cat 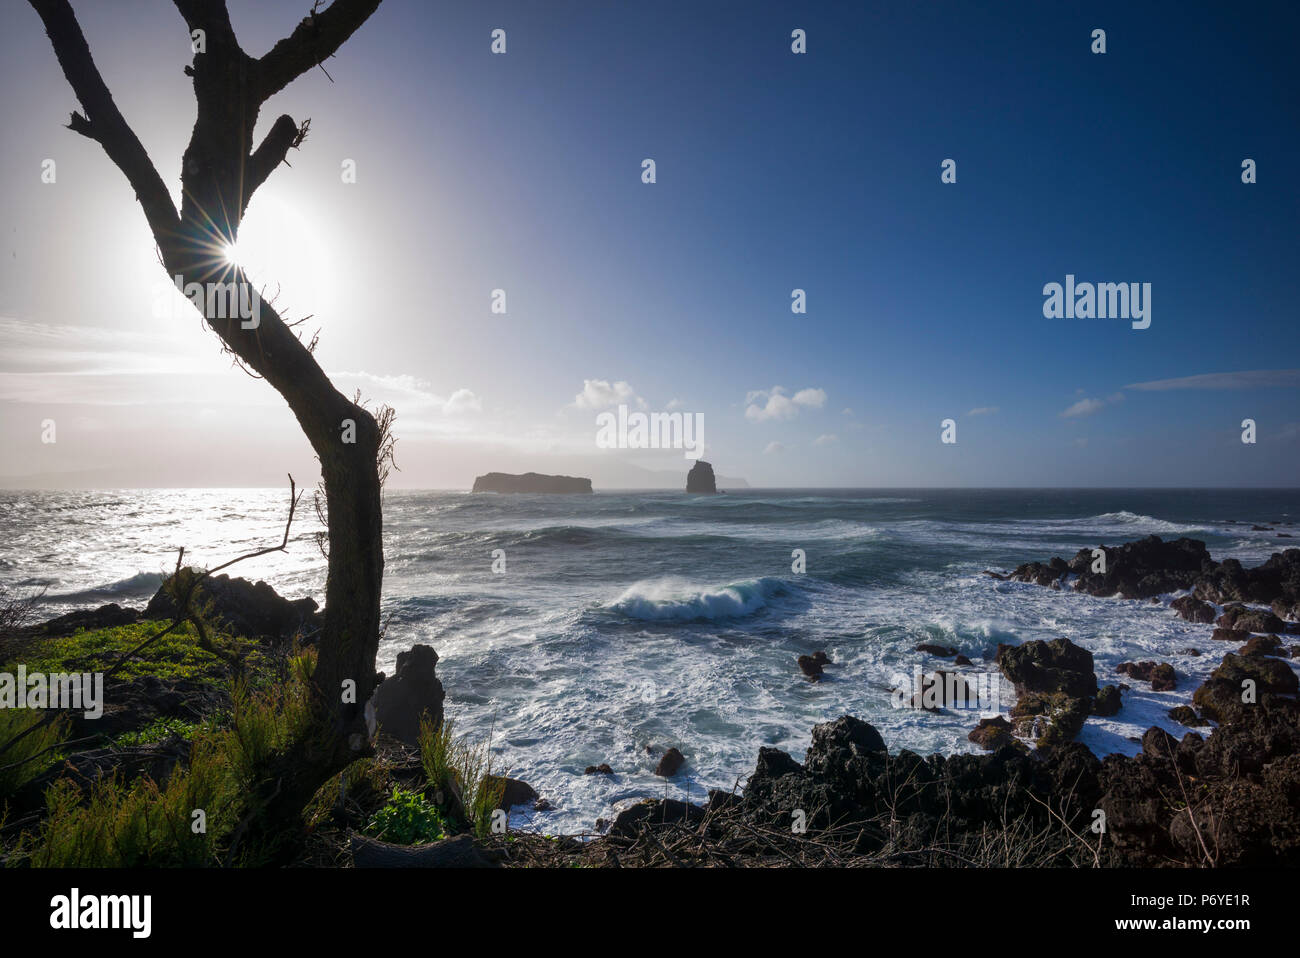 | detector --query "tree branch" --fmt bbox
[246,114,308,206]
[256,0,382,102]
[28,0,180,240]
